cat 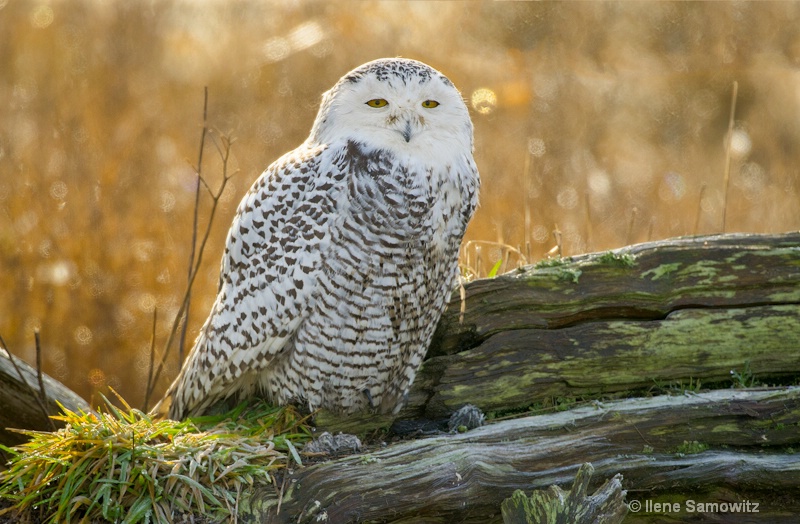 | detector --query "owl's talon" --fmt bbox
[362,388,375,409]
